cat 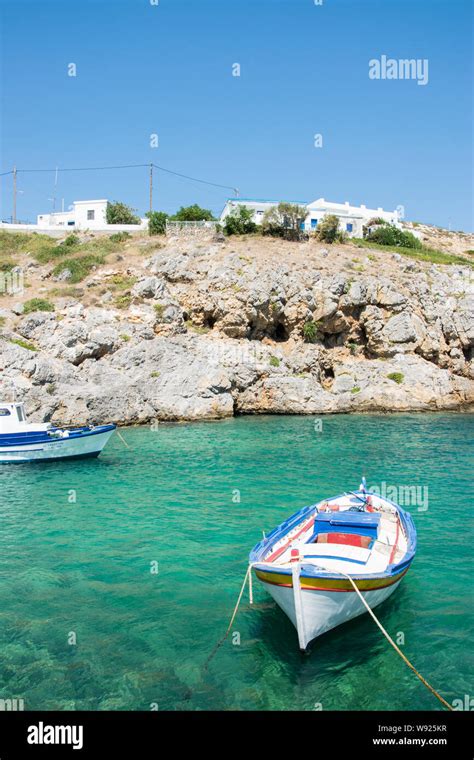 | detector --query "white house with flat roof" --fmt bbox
[37,199,148,231]
[220,197,401,237]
